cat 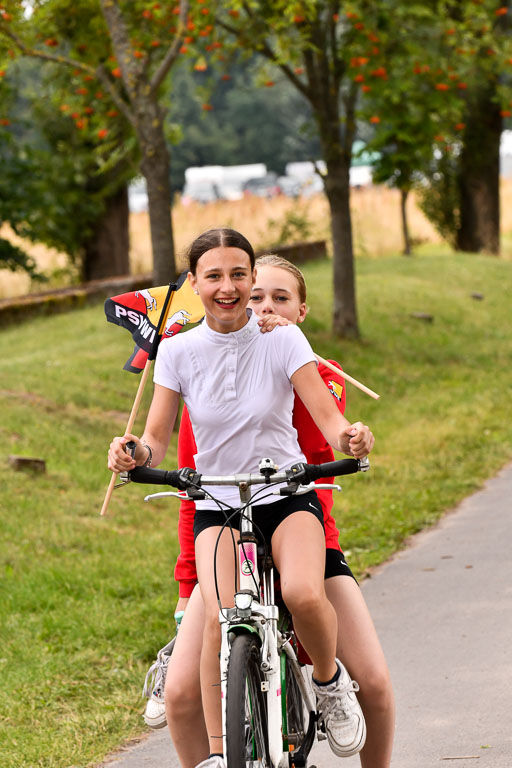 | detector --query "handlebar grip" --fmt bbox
[302,458,367,482]
[129,466,181,486]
